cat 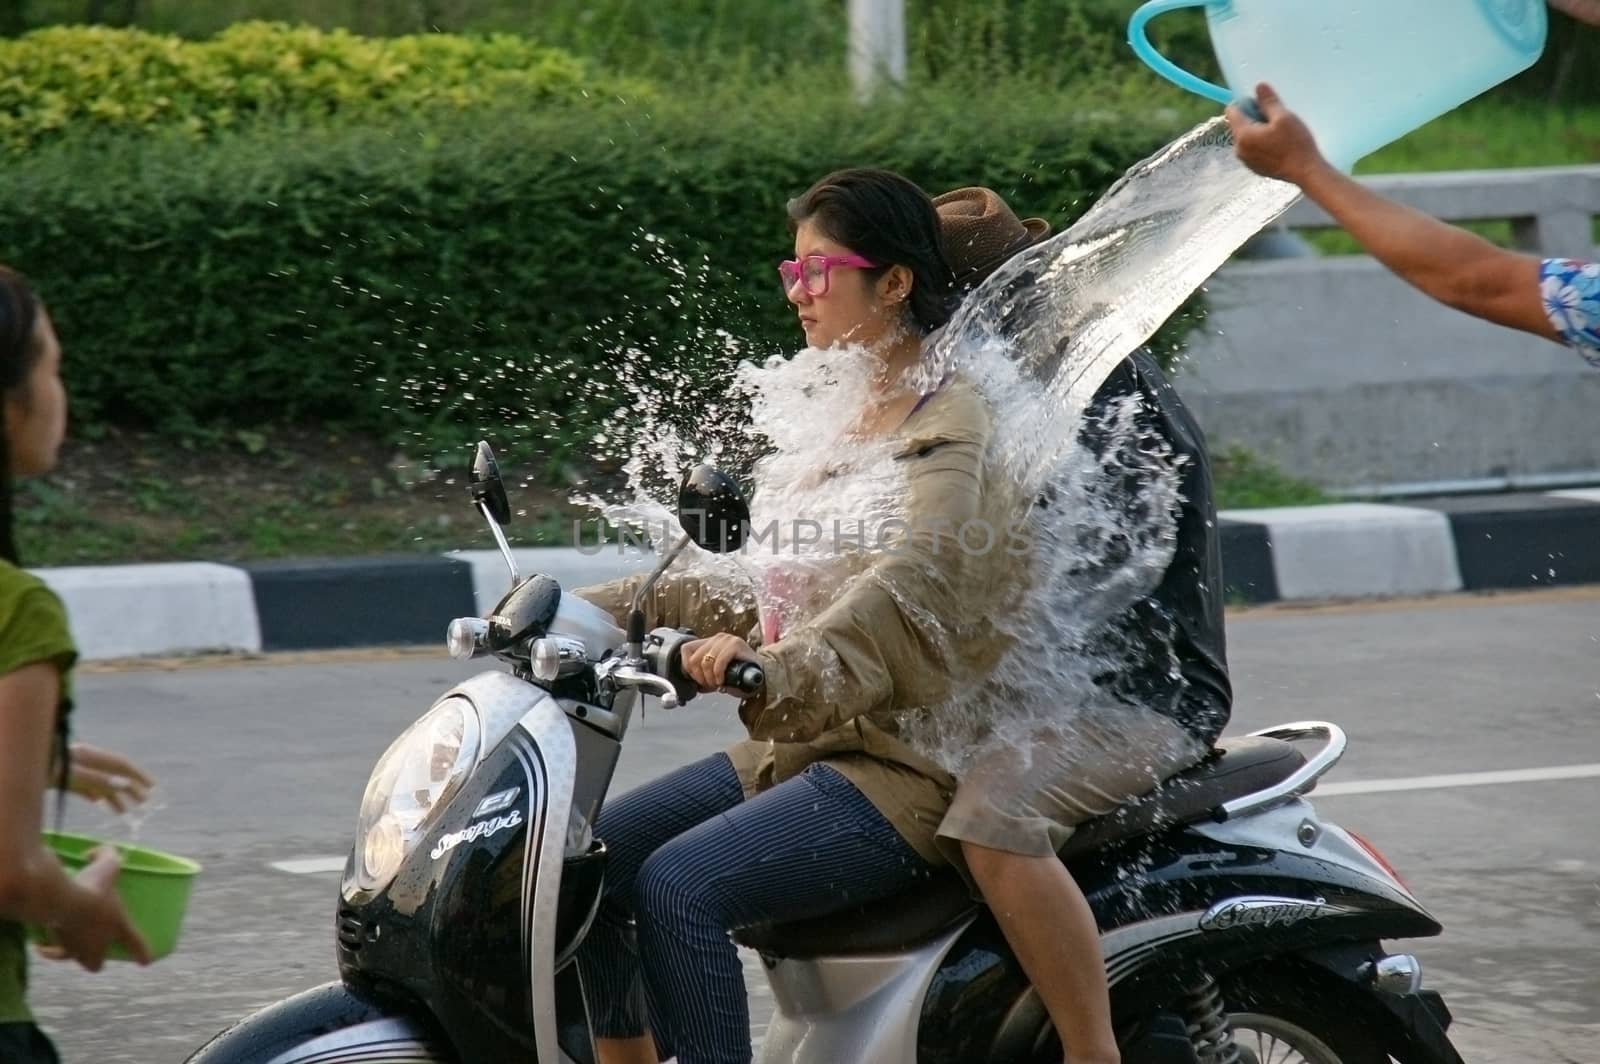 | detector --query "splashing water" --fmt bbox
[119,791,168,844]
[71,788,169,847]
[576,341,916,669]
[886,119,1302,771]
[928,117,1301,502]
[583,118,1297,771]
